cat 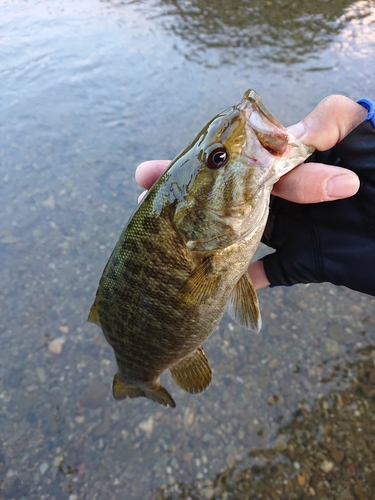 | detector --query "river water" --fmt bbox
[1,1,375,499]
